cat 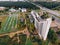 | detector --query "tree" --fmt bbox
[38,40,43,45]
[0,35,11,45]
[47,29,58,43]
